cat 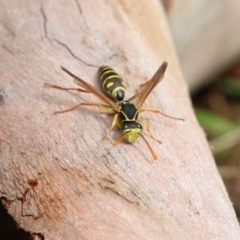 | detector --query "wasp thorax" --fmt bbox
[122,122,143,143]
